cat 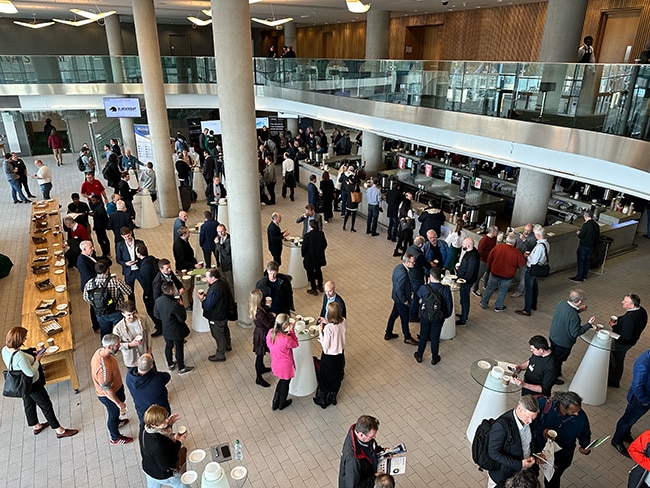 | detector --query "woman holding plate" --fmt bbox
[314,302,347,408]
[266,314,298,410]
